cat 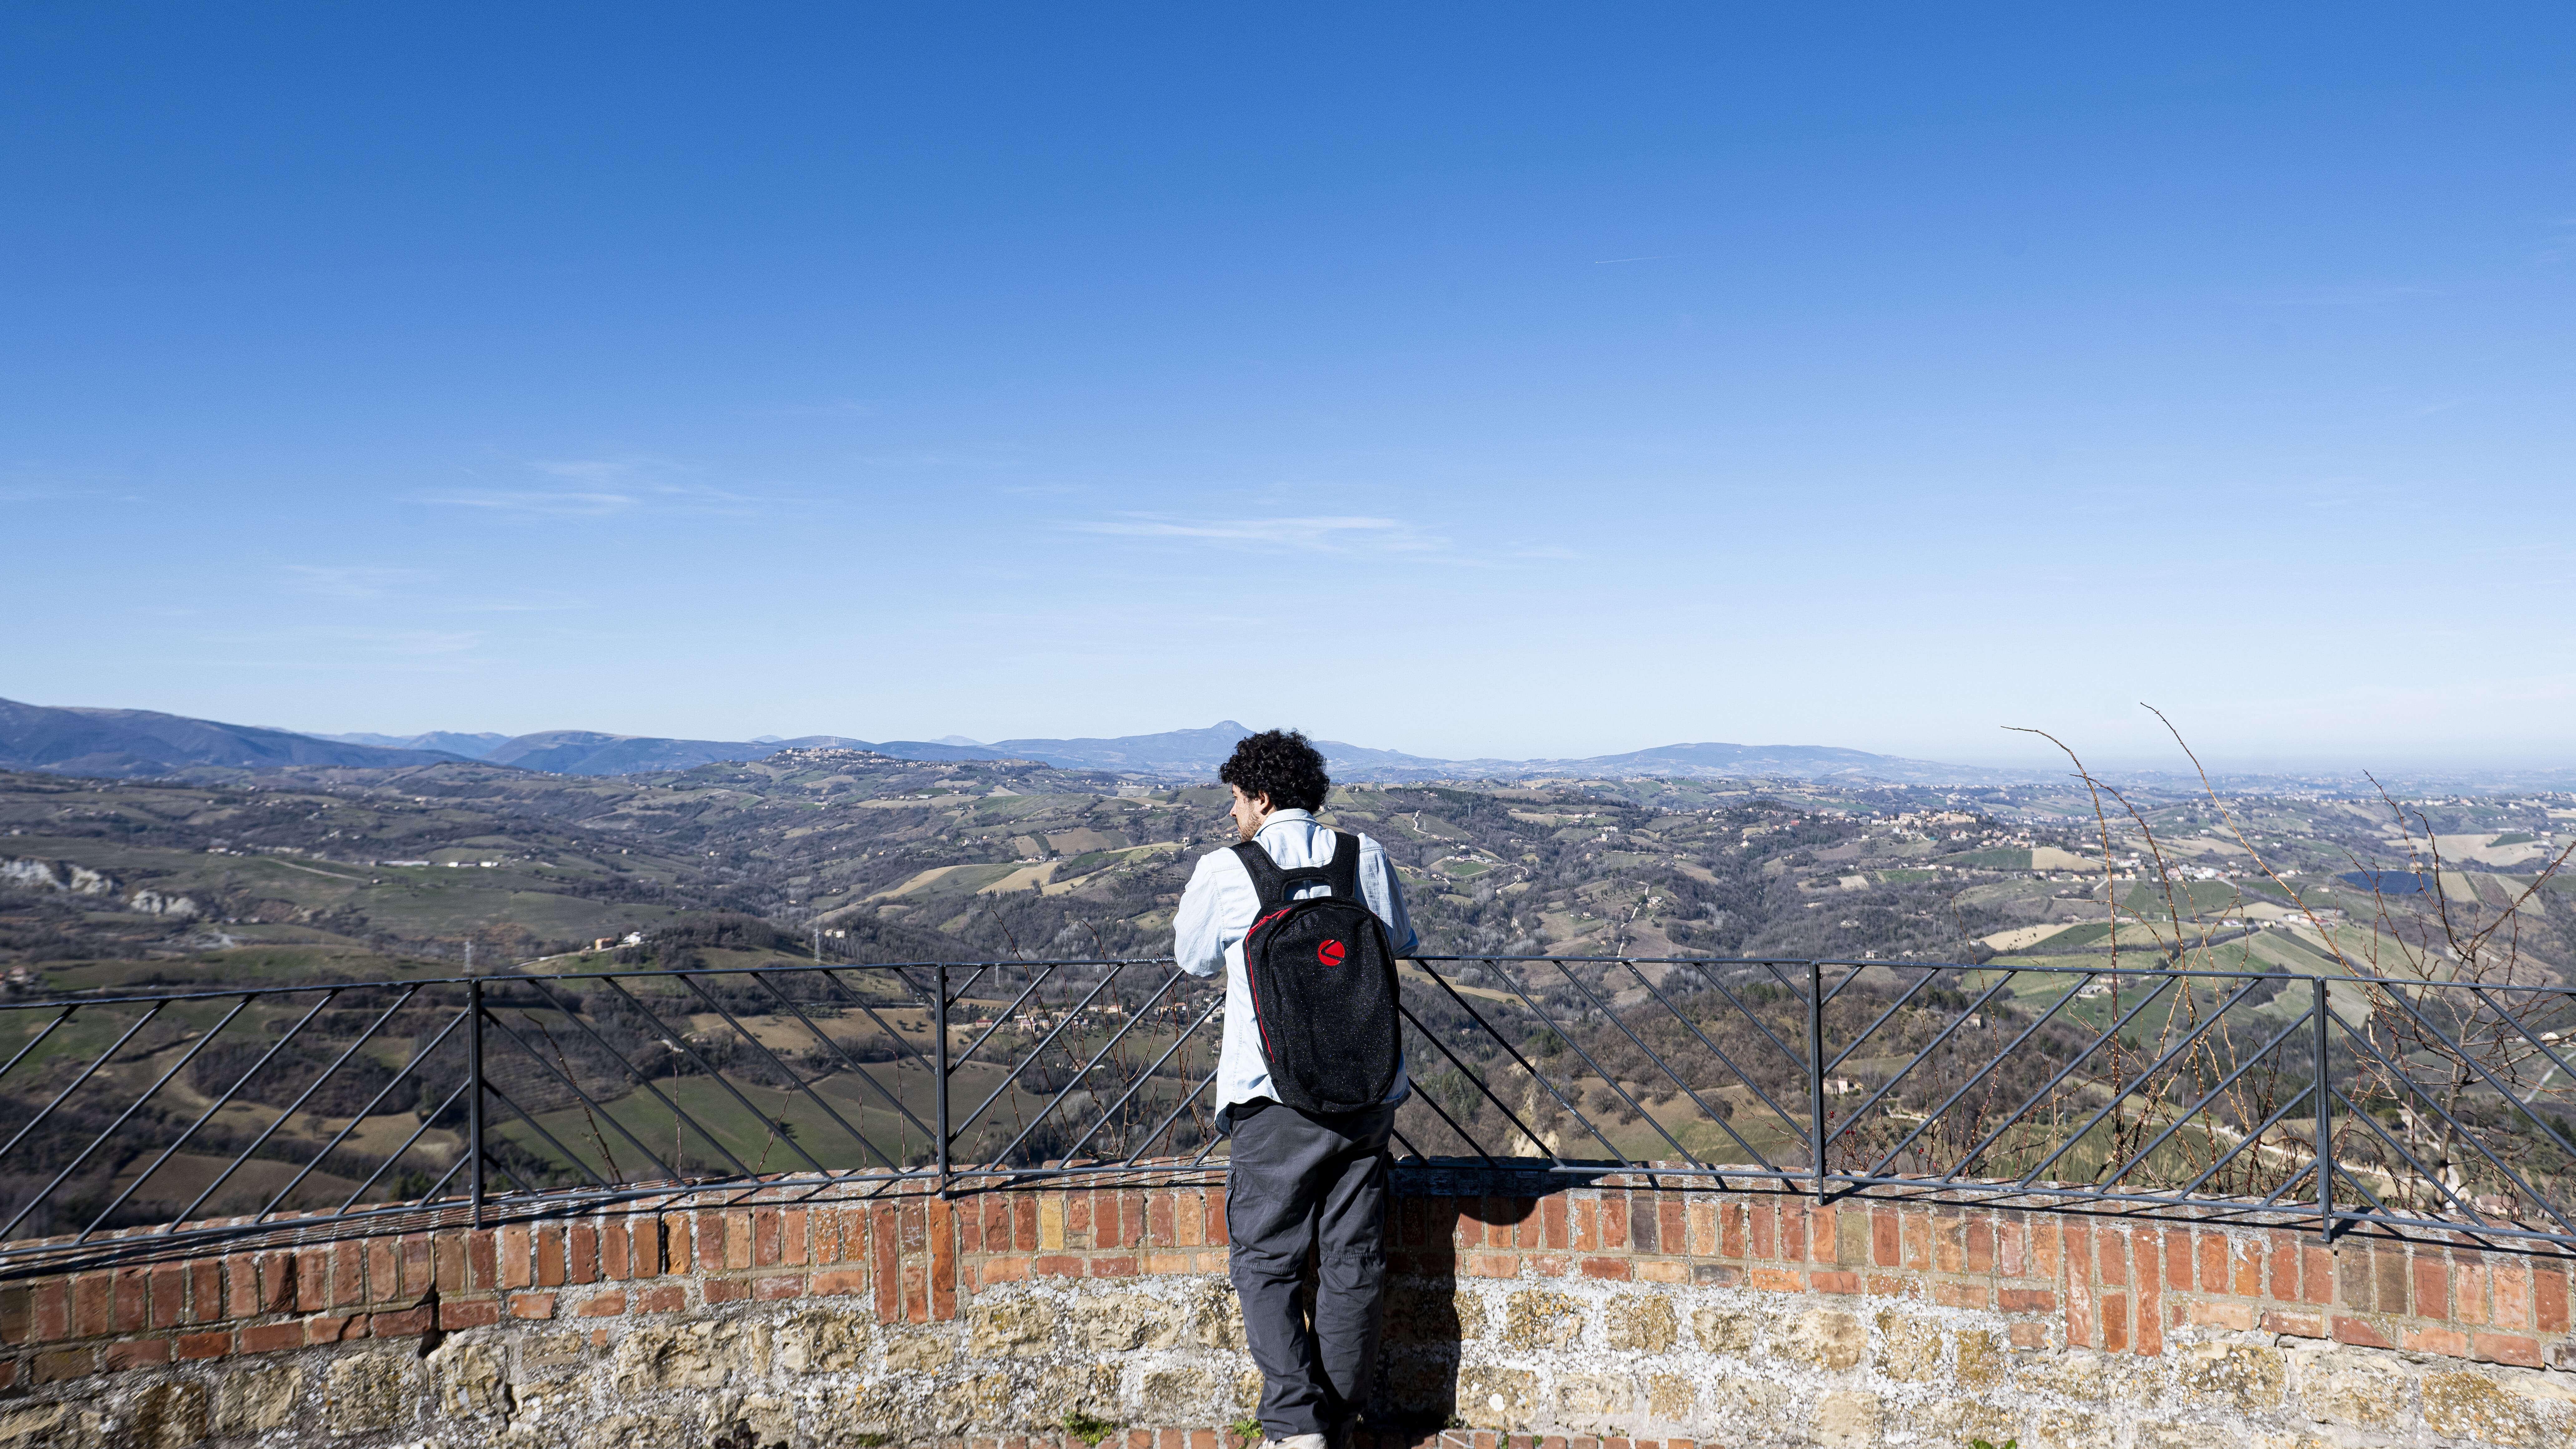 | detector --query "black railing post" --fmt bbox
[2313,975,2334,1243]
[468,975,485,1228]
[1809,959,1829,1202]
[934,964,951,1198]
